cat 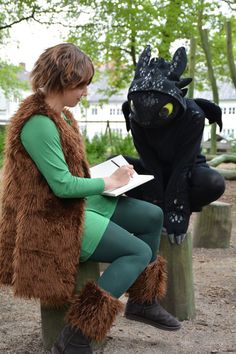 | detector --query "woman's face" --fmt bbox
[61,84,88,107]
